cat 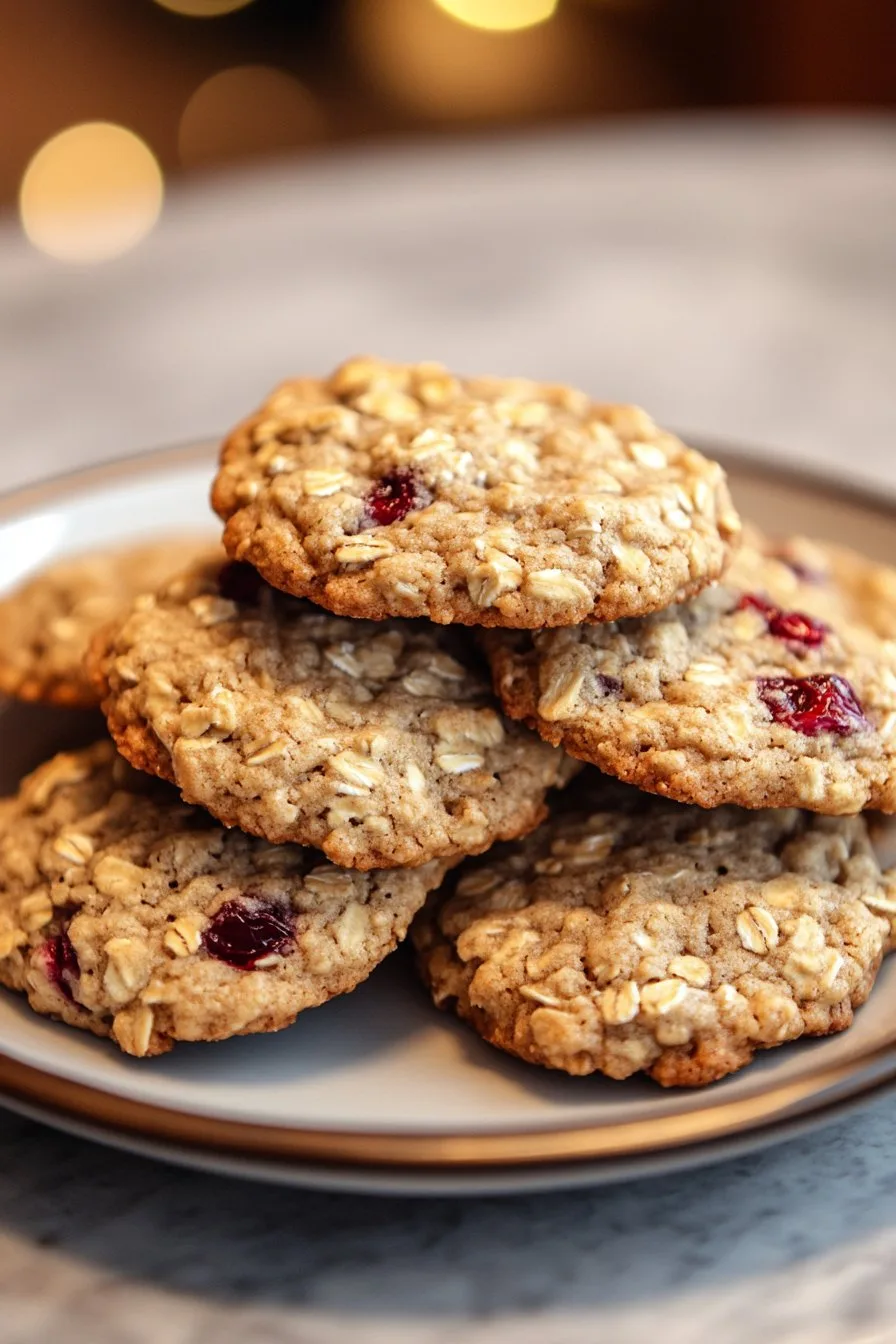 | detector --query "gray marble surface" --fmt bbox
[1,115,896,1343]
[2,1099,896,1344]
